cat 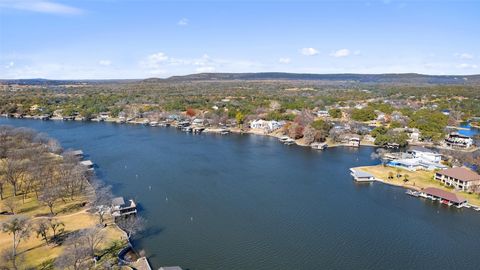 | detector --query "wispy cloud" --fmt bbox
[456,63,478,69]
[278,57,291,64]
[454,52,474,60]
[5,61,15,69]
[0,0,83,15]
[140,52,262,77]
[330,49,351,58]
[300,48,318,56]
[178,18,189,26]
[98,60,111,66]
